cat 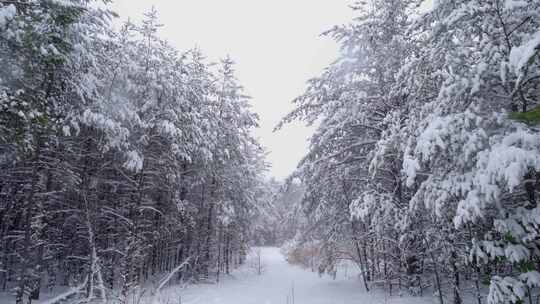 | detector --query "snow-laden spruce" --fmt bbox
[281,0,540,303]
